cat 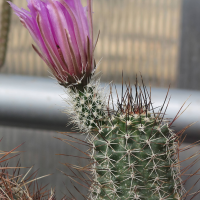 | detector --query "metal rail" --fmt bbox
[0,75,199,142]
